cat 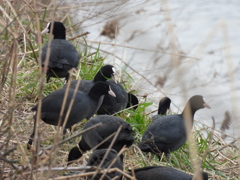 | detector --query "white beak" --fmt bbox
[112,73,118,84]
[41,22,50,34]
[108,86,116,97]
[41,27,49,34]
[203,103,211,109]
[111,67,119,84]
